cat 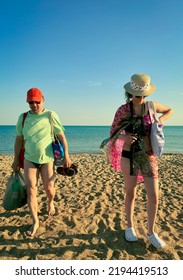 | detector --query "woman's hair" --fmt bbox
[125,91,133,102]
